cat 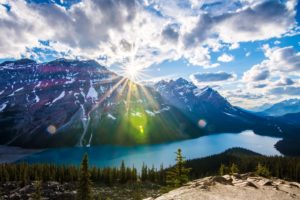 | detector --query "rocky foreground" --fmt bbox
[145,173,300,200]
[0,181,160,200]
[1,173,300,200]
